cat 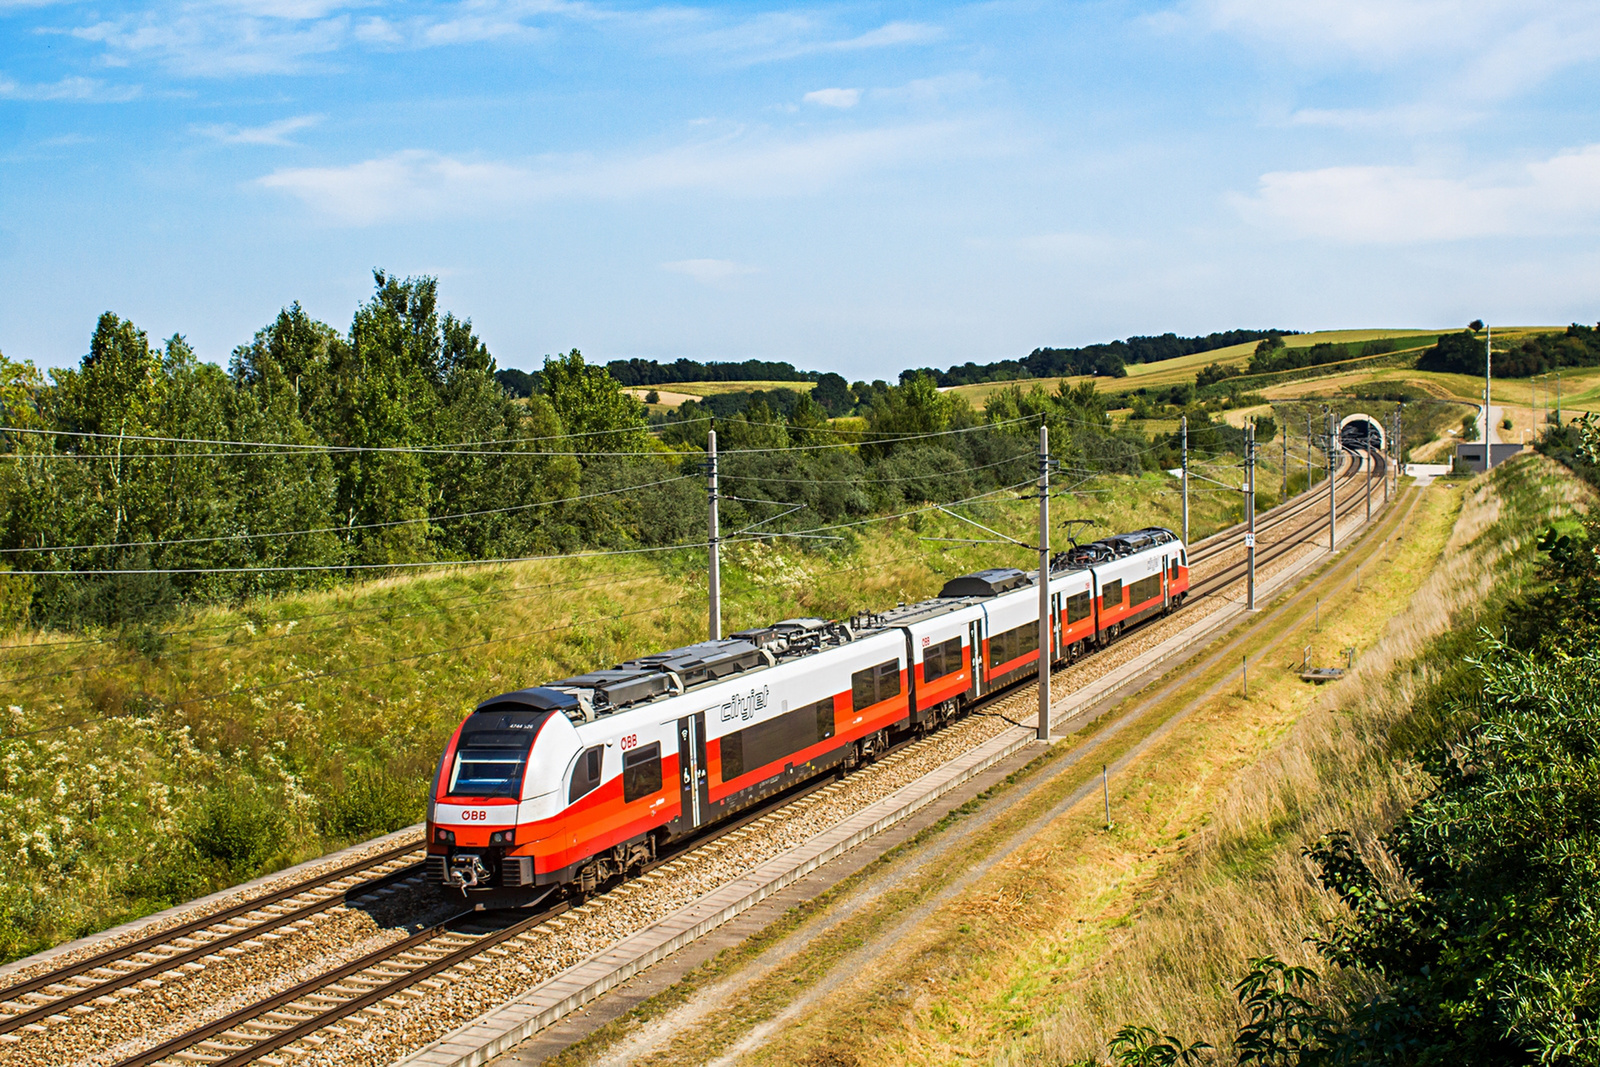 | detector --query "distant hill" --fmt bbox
[903,329,1296,386]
